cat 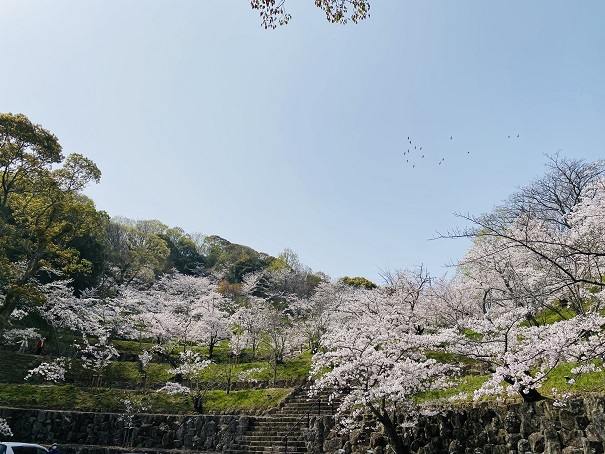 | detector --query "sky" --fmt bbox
[1,1,604,283]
